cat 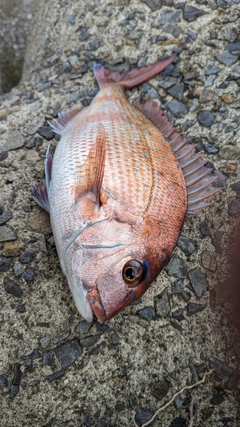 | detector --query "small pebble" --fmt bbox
[75,320,92,334]
[197,110,215,127]
[187,302,206,316]
[0,374,8,387]
[0,258,12,272]
[40,336,51,349]
[217,51,238,66]
[38,126,54,140]
[154,289,171,318]
[171,279,183,294]
[19,250,36,264]
[165,254,187,278]
[23,267,35,283]
[228,199,240,216]
[204,143,219,155]
[166,100,188,118]
[0,226,17,242]
[183,5,207,22]
[16,304,26,313]
[0,130,24,152]
[188,267,207,297]
[135,408,156,426]
[55,339,83,369]
[138,306,155,320]
[177,236,196,256]
[209,357,234,379]
[0,212,12,225]
[4,277,23,297]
